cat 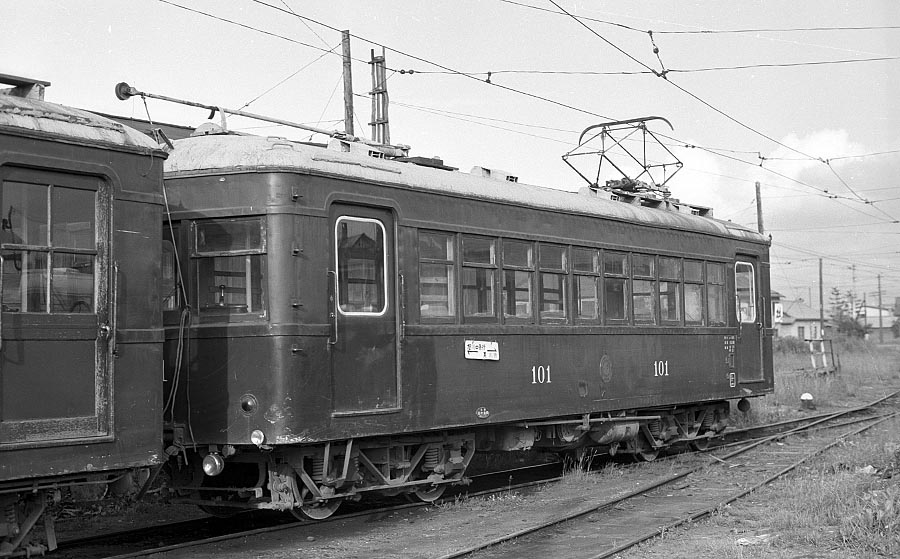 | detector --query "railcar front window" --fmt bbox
[707,262,726,325]
[735,262,756,323]
[418,231,456,318]
[462,236,496,319]
[336,217,385,314]
[194,217,267,318]
[1,180,96,313]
